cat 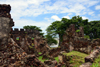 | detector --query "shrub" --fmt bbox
[76,29,80,32]
[84,35,90,39]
